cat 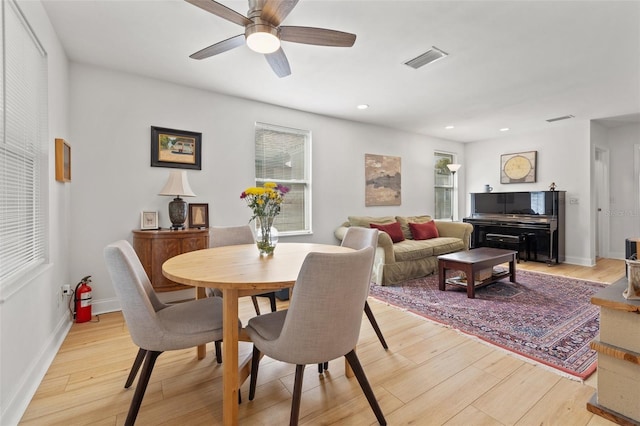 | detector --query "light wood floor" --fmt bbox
[20,259,626,425]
